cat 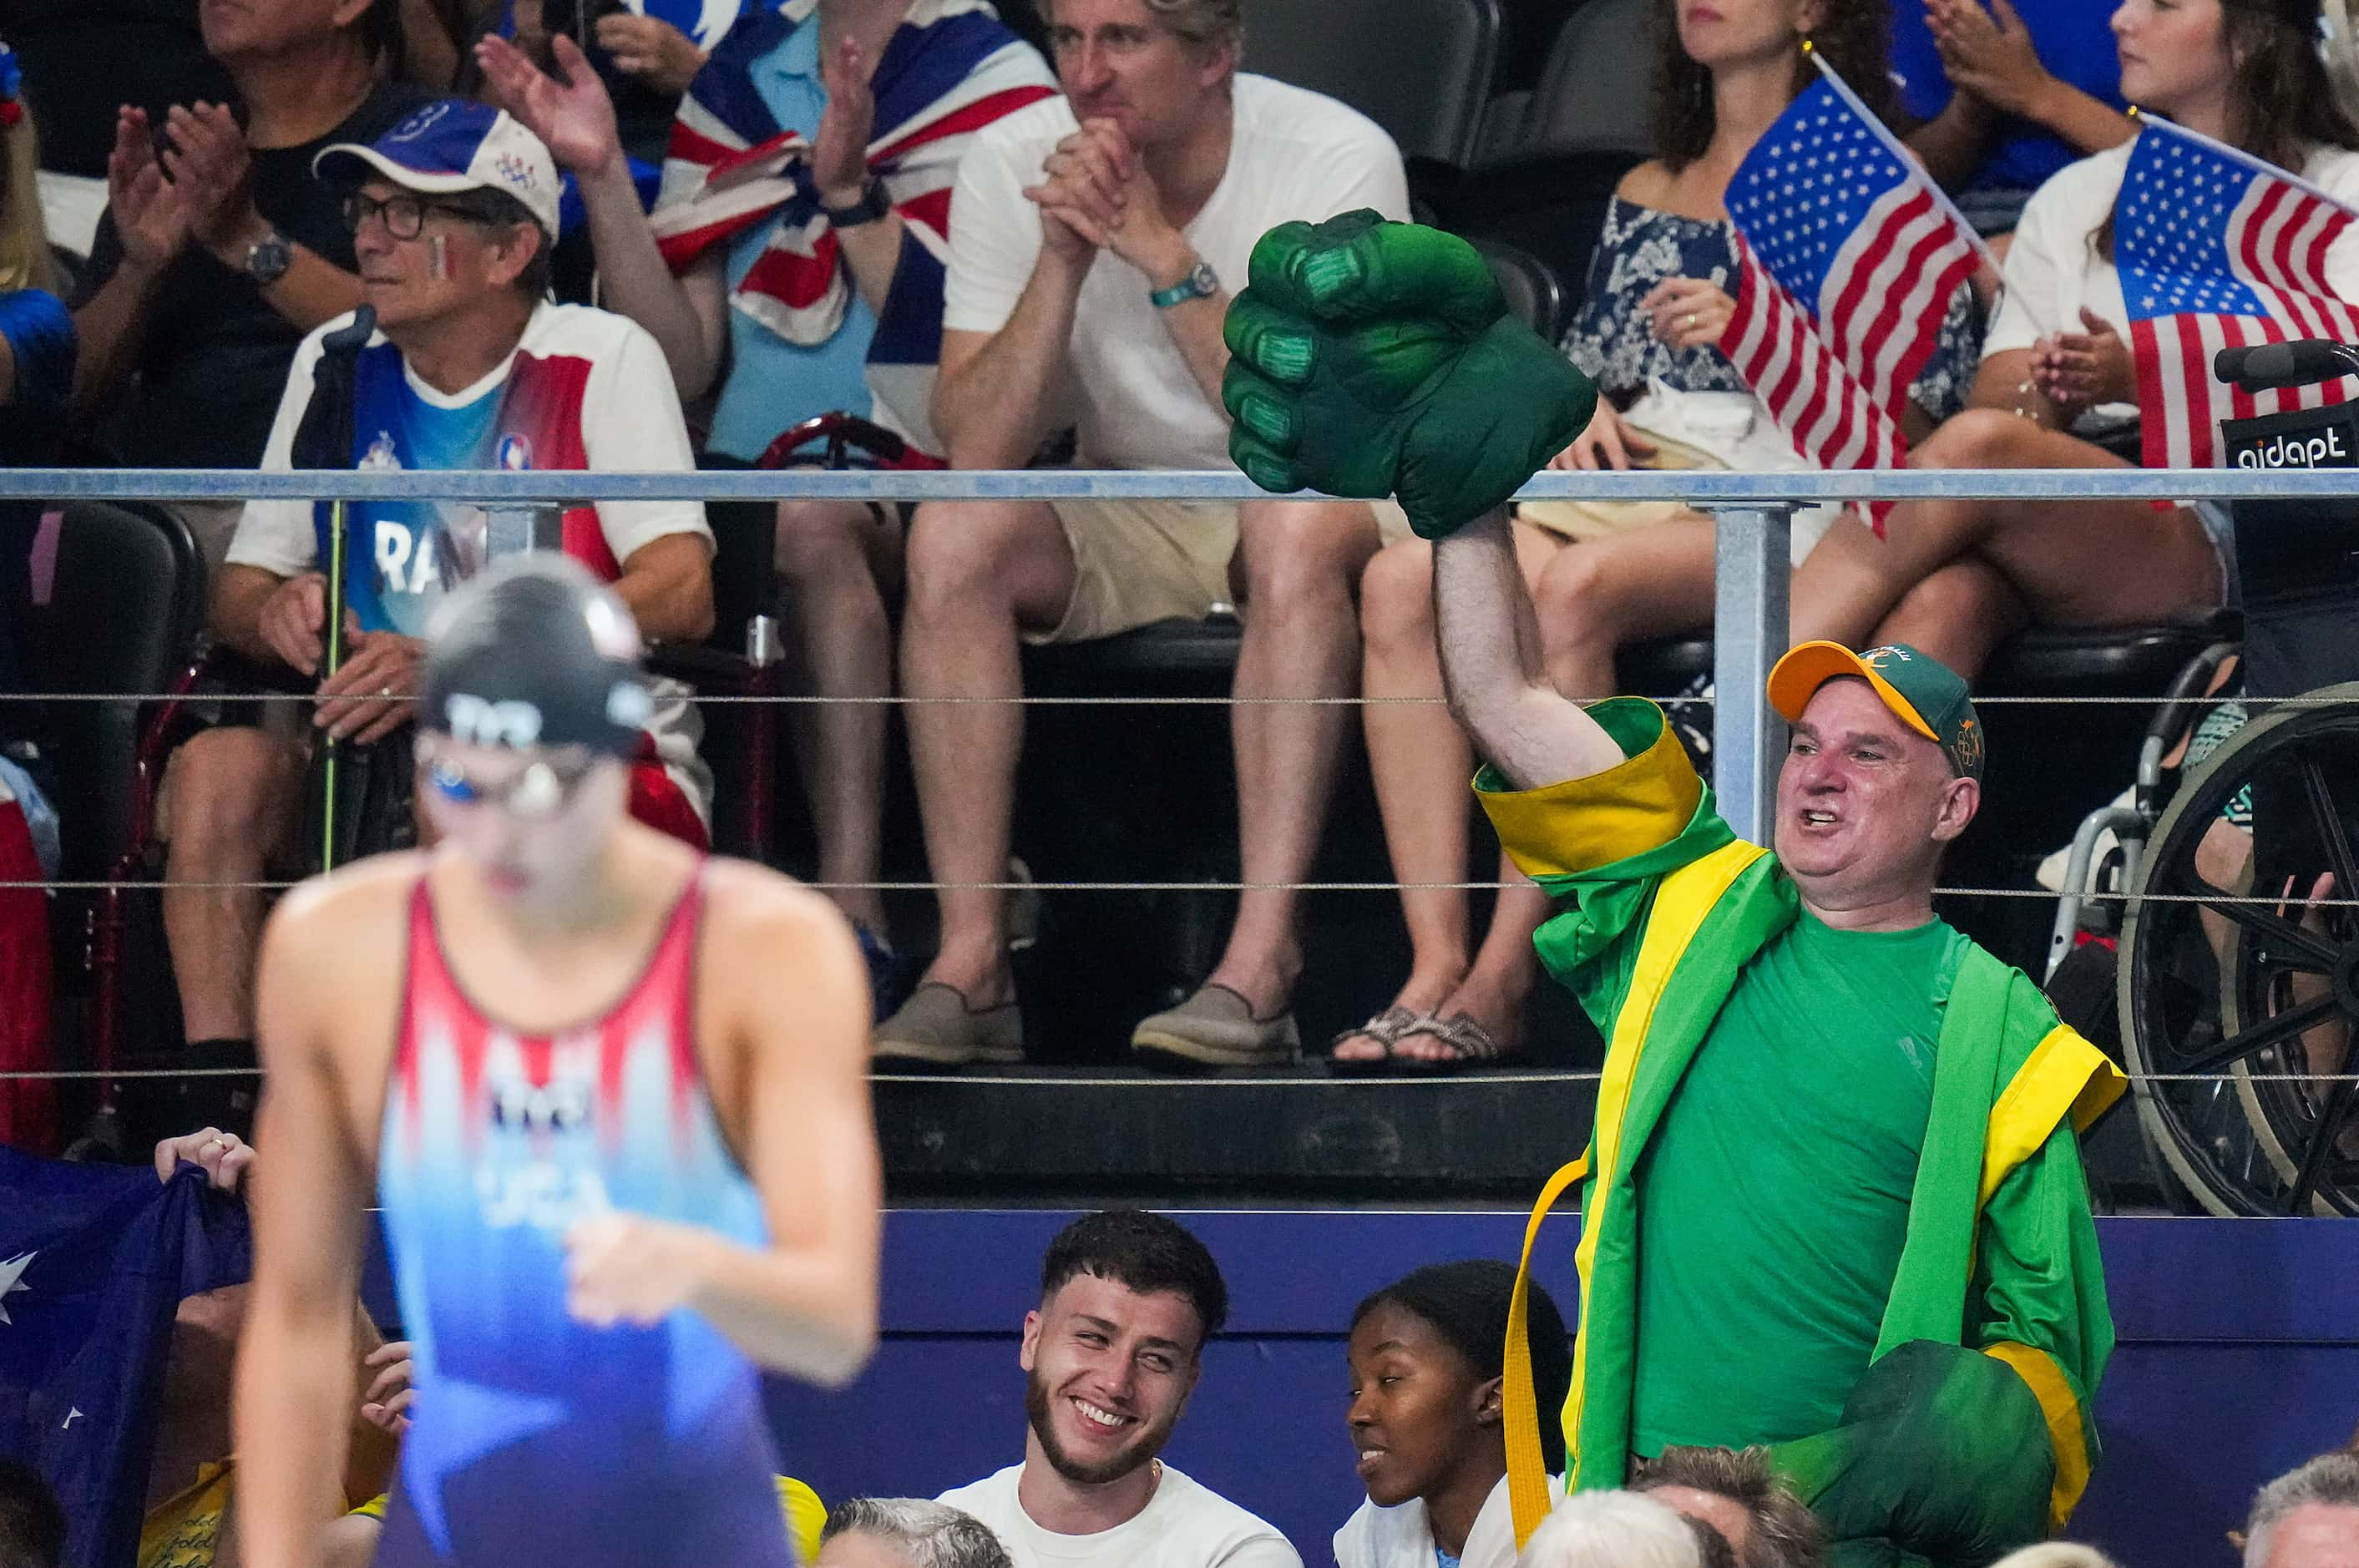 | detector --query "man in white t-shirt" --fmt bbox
[154,99,719,1113]
[937,1211,1300,1568]
[873,0,1411,1070]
